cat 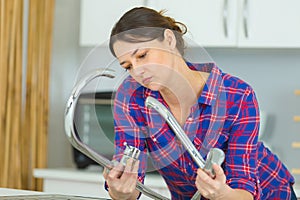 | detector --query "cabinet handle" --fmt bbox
[295,90,300,96]
[223,0,228,38]
[243,0,249,38]
[292,142,300,148]
[294,116,300,122]
[292,168,300,175]
[143,0,148,7]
